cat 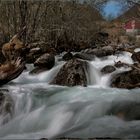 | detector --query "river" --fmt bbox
[0,51,140,139]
